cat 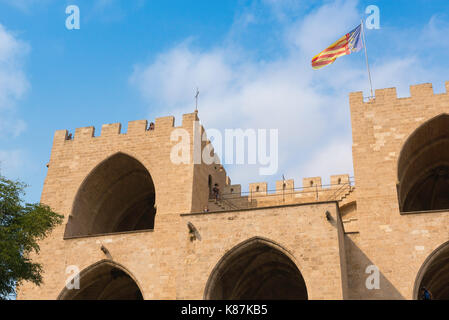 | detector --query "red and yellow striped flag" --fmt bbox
[311,24,363,70]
